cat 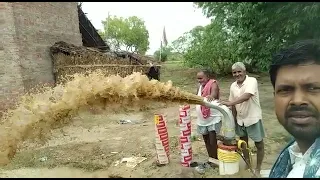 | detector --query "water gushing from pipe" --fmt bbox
[202,99,236,141]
